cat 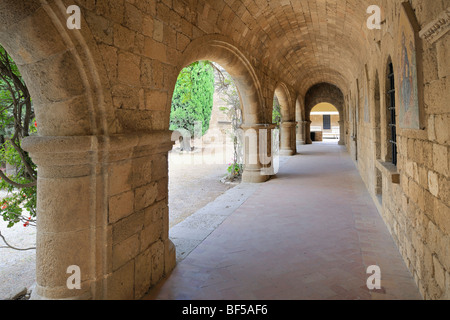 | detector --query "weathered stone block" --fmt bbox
[144,89,167,111]
[106,260,135,300]
[428,170,440,197]
[113,23,135,51]
[118,52,141,86]
[108,161,132,196]
[144,36,168,62]
[112,209,144,245]
[109,190,134,223]
[132,157,152,188]
[433,255,446,291]
[433,144,449,177]
[135,182,158,211]
[112,233,140,271]
[135,247,152,298]
[151,240,165,286]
